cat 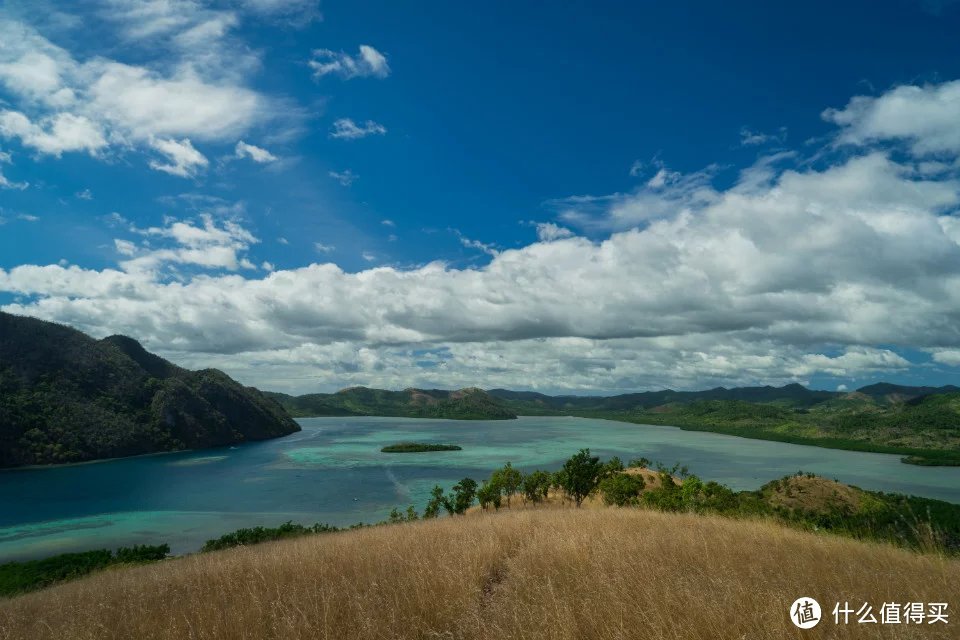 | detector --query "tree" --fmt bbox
[448,477,478,515]
[599,473,646,506]
[629,456,652,469]
[477,480,502,510]
[388,505,419,523]
[522,470,552,503]
[603,456,625,475]
[423,485,447,518]
[557,449,604,507]
[491,462,523,507]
